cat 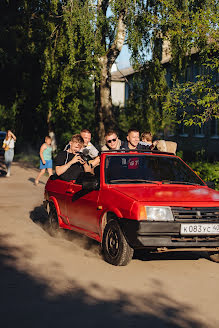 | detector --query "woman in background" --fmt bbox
[2,130,16,177]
